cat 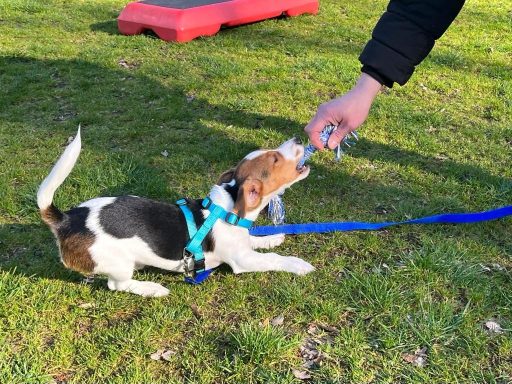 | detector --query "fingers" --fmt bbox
[304,114,328,149]
[327,123,352,149]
